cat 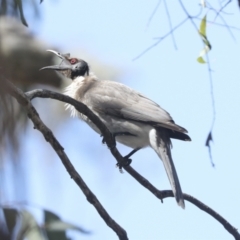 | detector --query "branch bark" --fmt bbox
[25,89,240,240]
[3,79,129,240]
[3,81,240,240]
